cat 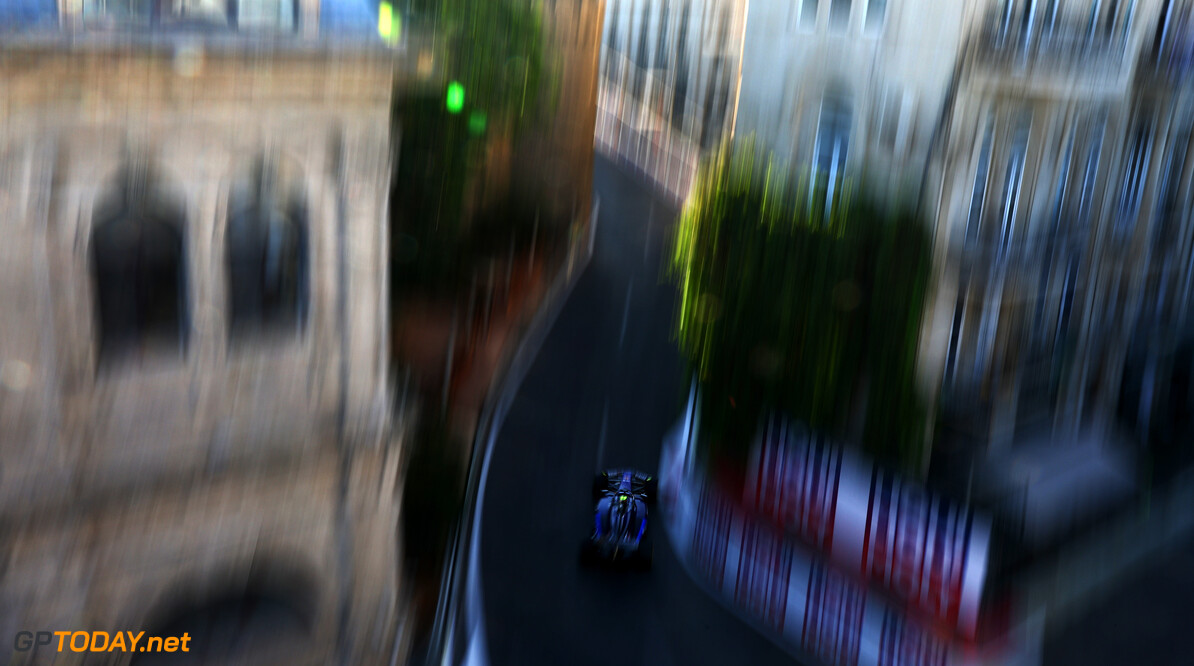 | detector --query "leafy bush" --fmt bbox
[391,0,561,301]
[432,0,558,140]
[402,415,467,577]
[670,138,933,474]
[391,93,476,297]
